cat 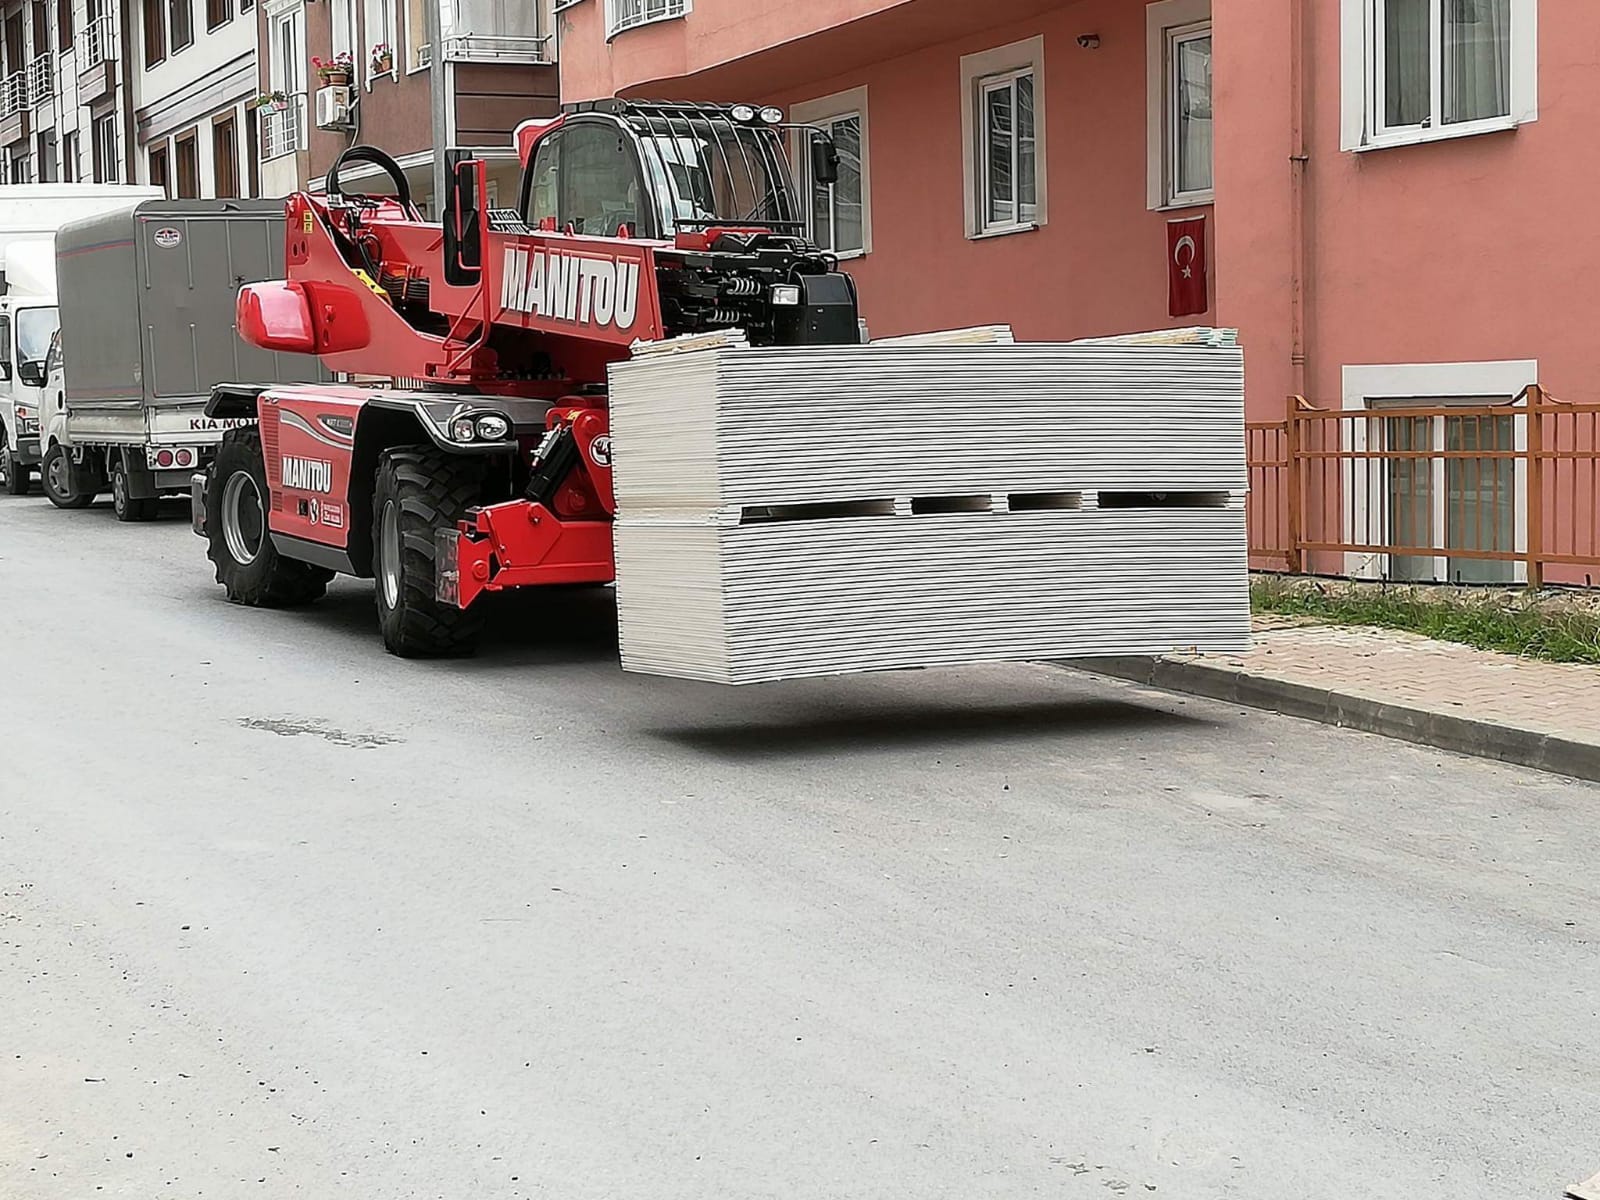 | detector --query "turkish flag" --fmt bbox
[1168,215,1208,317]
